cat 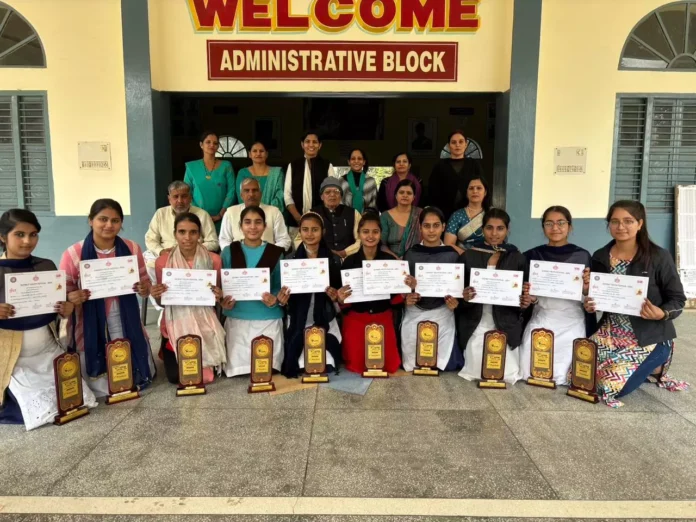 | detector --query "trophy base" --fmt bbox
[413,367,439,376]
[176,385,206,397]
[302,374,329,383]
[54,406,89,426]
[567,387,599,403]
[248,382,275,394]
[362,369,388,378]
[527,378,557,389]
[106,390,140,405]
[478,379,507,389]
